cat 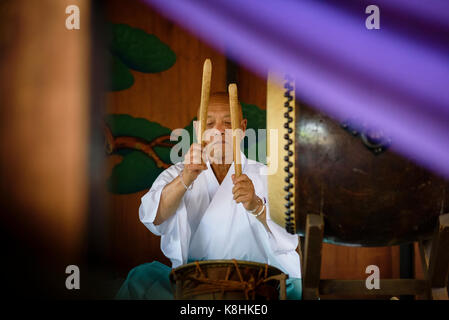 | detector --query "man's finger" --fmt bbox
[194,163,207,170]
[234,195,250,204]
[234,174,250,184]
[232,185,243,194]
[234,180,251,189]
[233,191,243,200]
[185,163,207,171]
[232,184,248,194]
[233,177,250,187]
[233,190,250,200]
